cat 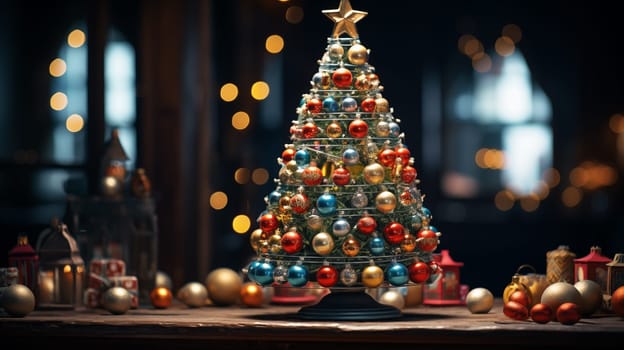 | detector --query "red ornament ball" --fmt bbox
[302,166,323,186]
[281,230,303,254]
[612,285,624,316]
[301,121,319,139]
[332,167,351,186]
[503,300,529,321]
[360,97,376,112]
[384,222,405,245]
[240,282,264,307]
[378,148,397,167]
[395,146,411,166]
[348,119,369,138]
[401,165,417,183]
[530,303,554,324]
[281,148,295,163]
[416,228,438,252]
[408,261,431,283]
[150,287,173,309]
[509,290,530,307]
[306,98,322,114]
[356,215,377,234]
[316,265,339,287]
[258,213,278,232]
[289,193,310,214]
[556,302,581,325]
[332,67,353,88]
